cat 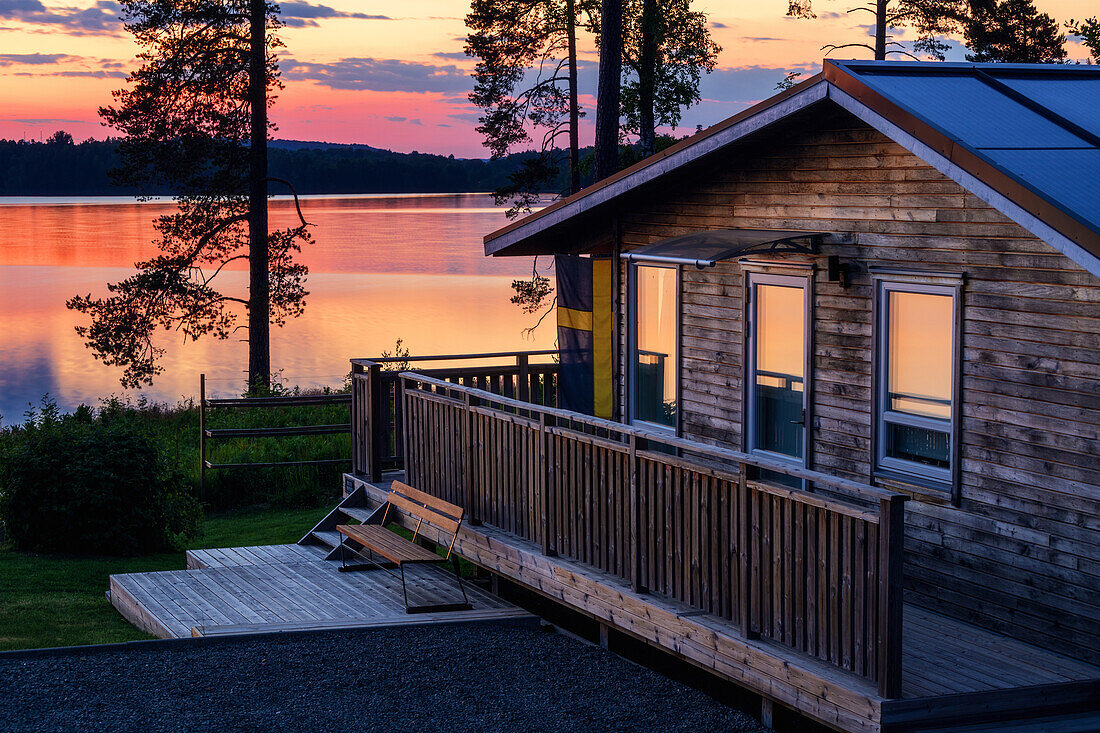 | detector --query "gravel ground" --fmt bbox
[0,623,769,733]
